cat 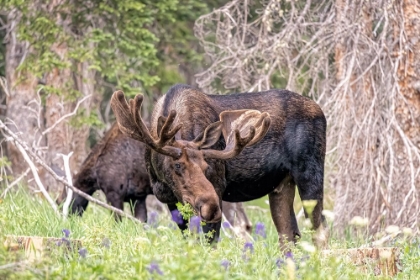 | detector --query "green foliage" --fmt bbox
[0,156,11,168]
[1,189,419,279]
[176,201,195,220]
